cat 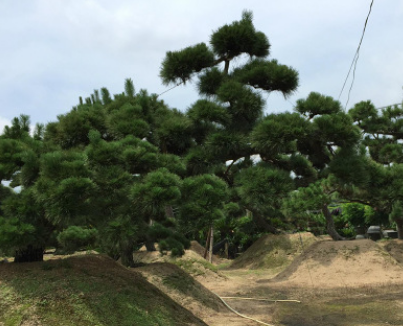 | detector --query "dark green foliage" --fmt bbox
[349,100,377,122]
[160,43,215,85]
[296,92,342,117]
[159,10,301,237]
[1,115,30,139]
[236,165,293,212]
[124,78,135,98]
[328,146,369,186]
[131,168,181,209]
[197,67,225,95]
[51,104,107,149]
[233,59,299,95]
[157,113,194,155]
[0,188,49,257]
[0,79,196,264]
[206,131,250,160]
[36,177,98,226]
[210,10,270,58]
[187,99,230,126]
[341,203,368,227]
[180,174,228,229]
[100,87,112,105]
[312,112,360,146]
[216,80,265,131]
[159,238,184,257]
[149,223,190,257]
[33,123,45,141]
[57,226,98,252]
[0,138,24,181]
[0,216,36,255]
[252,112,310,157]
[107,103,150,139]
